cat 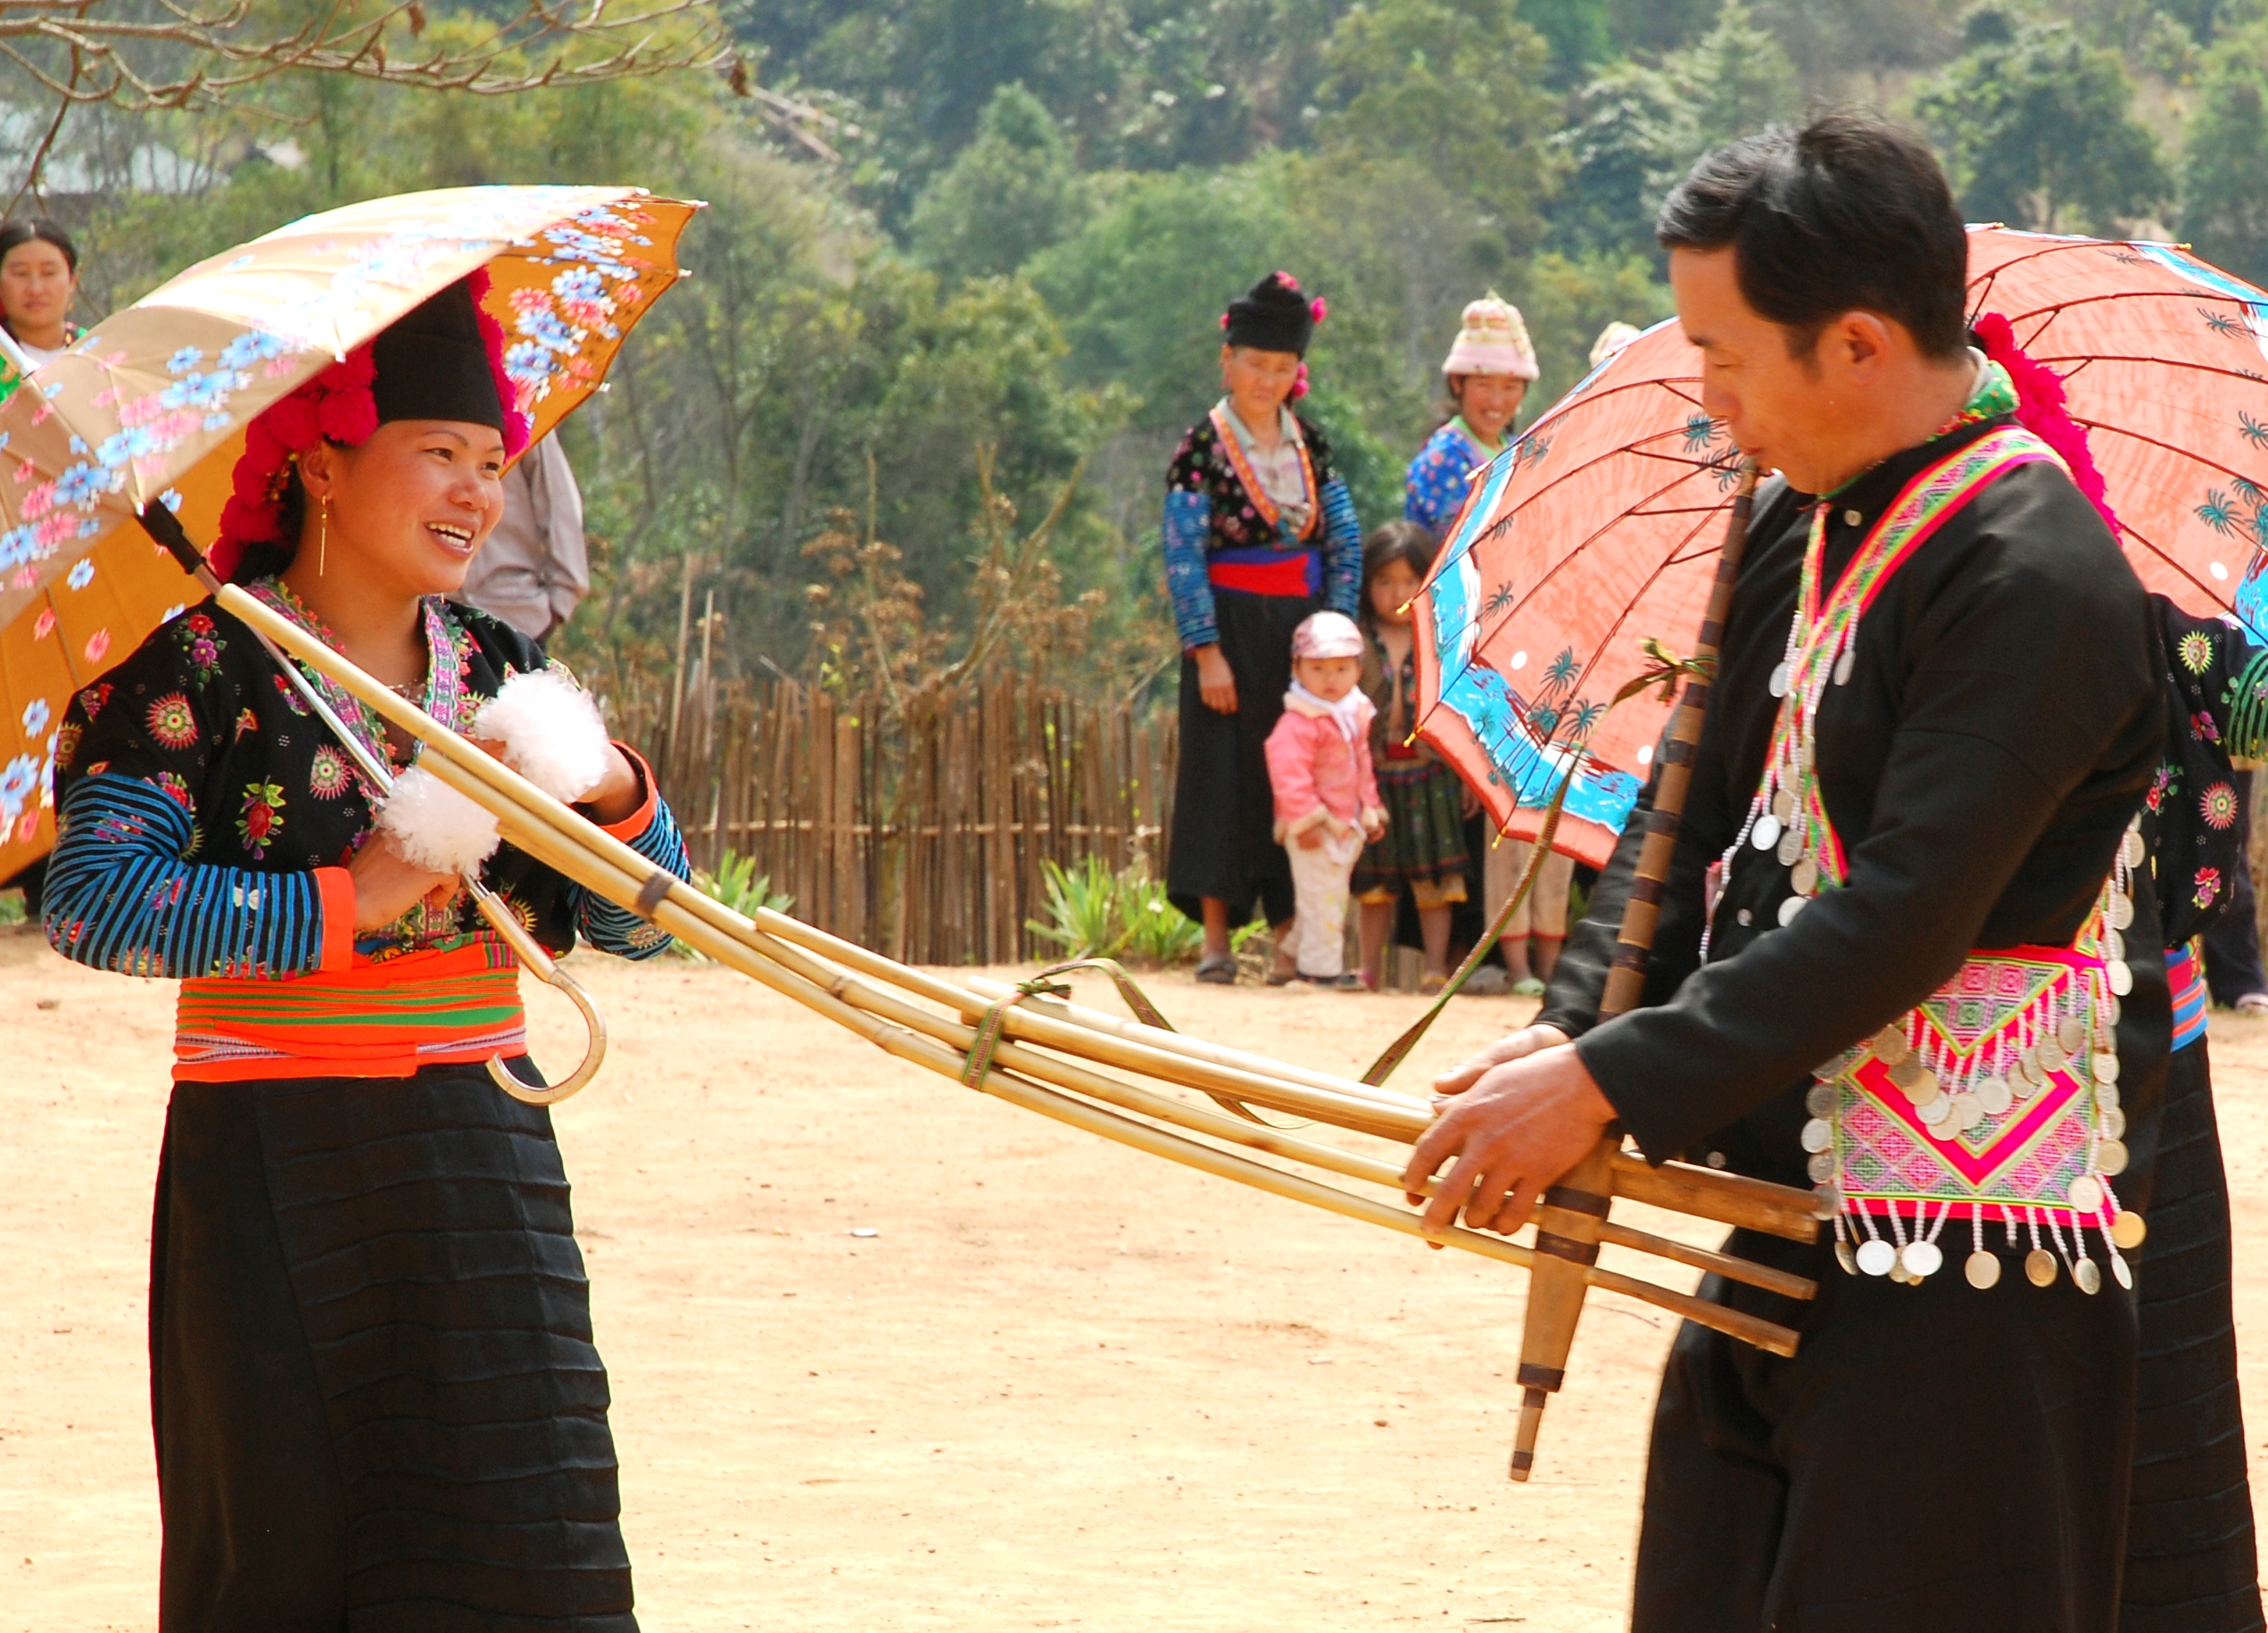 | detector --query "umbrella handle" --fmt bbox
[467,875,608,1106]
